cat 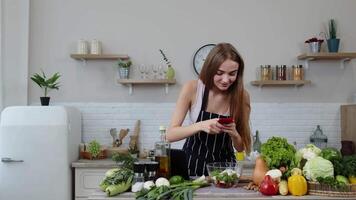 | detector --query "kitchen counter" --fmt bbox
[87,185,356,200]
[72,159,256,169]
[72,159,120,168]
